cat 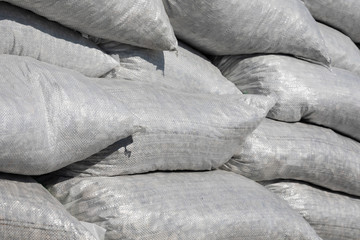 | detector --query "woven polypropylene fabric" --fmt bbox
[45,171,322,240]
[266,181,360,240]
[0,55,137,175]
[221,118,360,196]
[162,0,329,64]
[319,22,360,76]
[53,80,275,177]
[0,173,97,240]
[0,2,118,77]
[302,0,360,43]
[102,41,240,95]
[213,54,360,141]
[3,0,177,51]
